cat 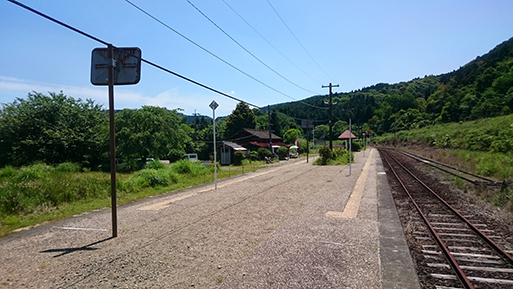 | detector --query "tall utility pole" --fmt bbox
[322,83,339,150]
